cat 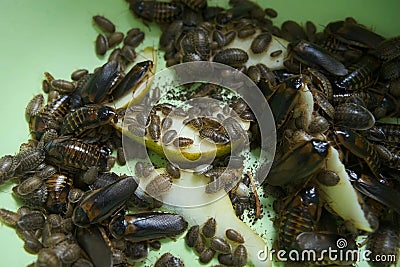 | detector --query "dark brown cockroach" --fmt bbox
[107,32,124,48]
[316,170,340,186]
[147,114,161,141]
[218,253,234,266]
[194,233,206,254]
[36,248,61,267]
[334,128,380,177]
[289,40,348,76]
[295,232,357,265]
[45,137,111,172]
[155,252,185,267]
[182,7,202,27]
[42,79,51,94]
[60,104,117,136]
[201,217,216,238]
[166,162,181,179]
[109,211,188,242]
[270,50,283,57]
[29,94,72,140]
[374,122,400,144]
[1,154,16,181]
[267,140,329,186]
[212,30,225,48]
[268,75,304,129]
[125,28,144,45]
[13,148,46,175]
[76,226,113,267]
[108,47,122,63]
[232,244,248,266]
[93,15,116,33]
[251,32,272,54]
[123,240,149,261]
[51,79,76,94]
[72,175,138,227]
[17,211,45,231]
[154,103,175,116]
[95,33,108,56]
[173,137,194,148]
[380,57,400,81]
[225,228,245,243]
[185,225,200,247]
[237,24,256,39]
[161,117,173,131]
[334,102,375,131]
[130,1,182,24]
[305,68,333,101]
[209,236,231,254]
[281,20,307,42]
[67,188,84,204]
[55,241,82,264]
[374,36,400,62]
[19,229,43,254]
[305,21,317,41]
[307,114,329,134]
[325,20,385,49]
[199,127,230,144]
[367,221,399,267]
[264,7,277,18]
[45,173,73,214]
[199,248,216,264]
[278,186,320,250]
[121,45,137,62]
[71,69,89,81]
[246,65,262,83]
[213,48,249,67]
[25,94,44,122]
[0,208,20,227]
[74,60,121,106]
[224,30,236,46]
[145,174,172,197]
[348,170,400,215]
[116,147,126,166]
[110,60,153,102]
[16,176,44,196]
[187,28,211,60]
[334,55,381,91]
